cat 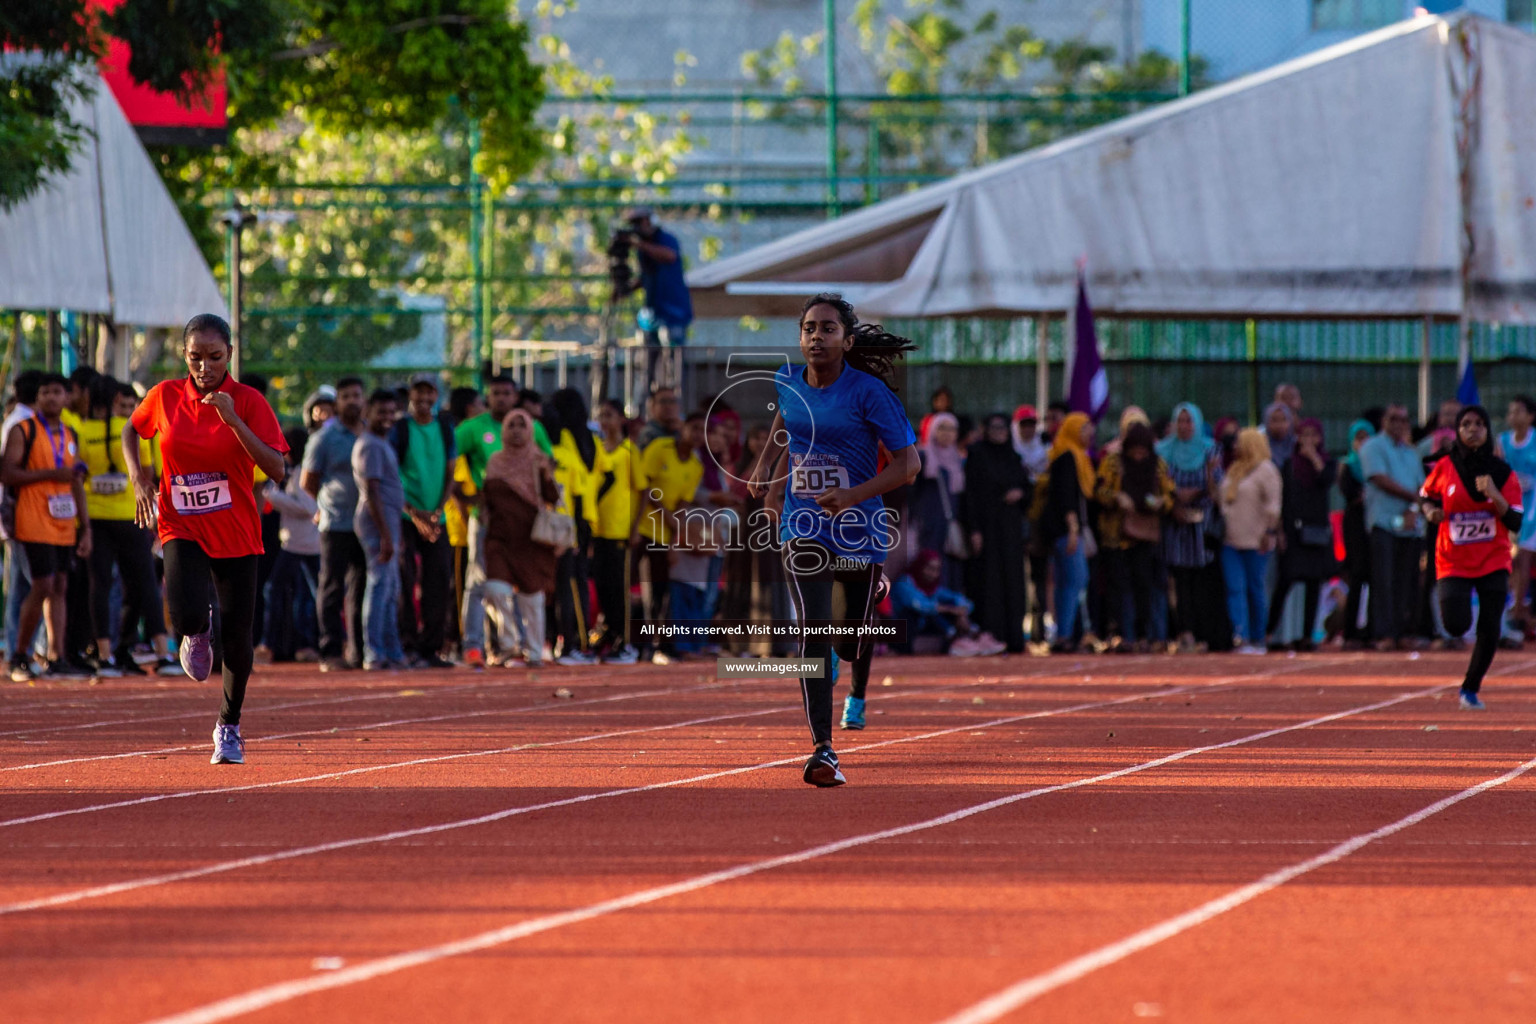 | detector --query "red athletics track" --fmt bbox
[3,652,1535,1023]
